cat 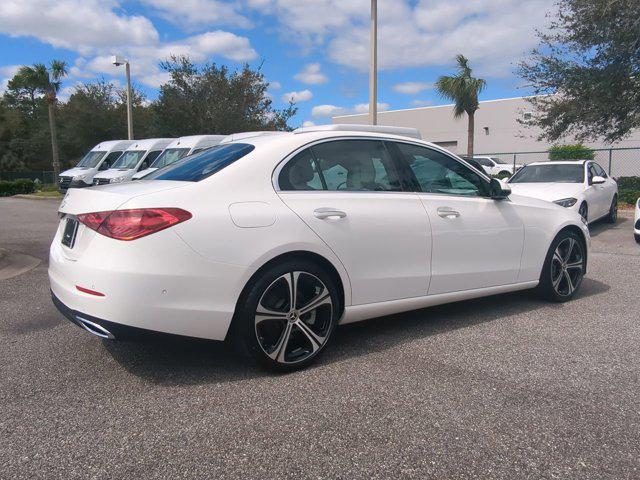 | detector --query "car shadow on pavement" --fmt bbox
[588,215,628,237]
[101,277,609,385]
